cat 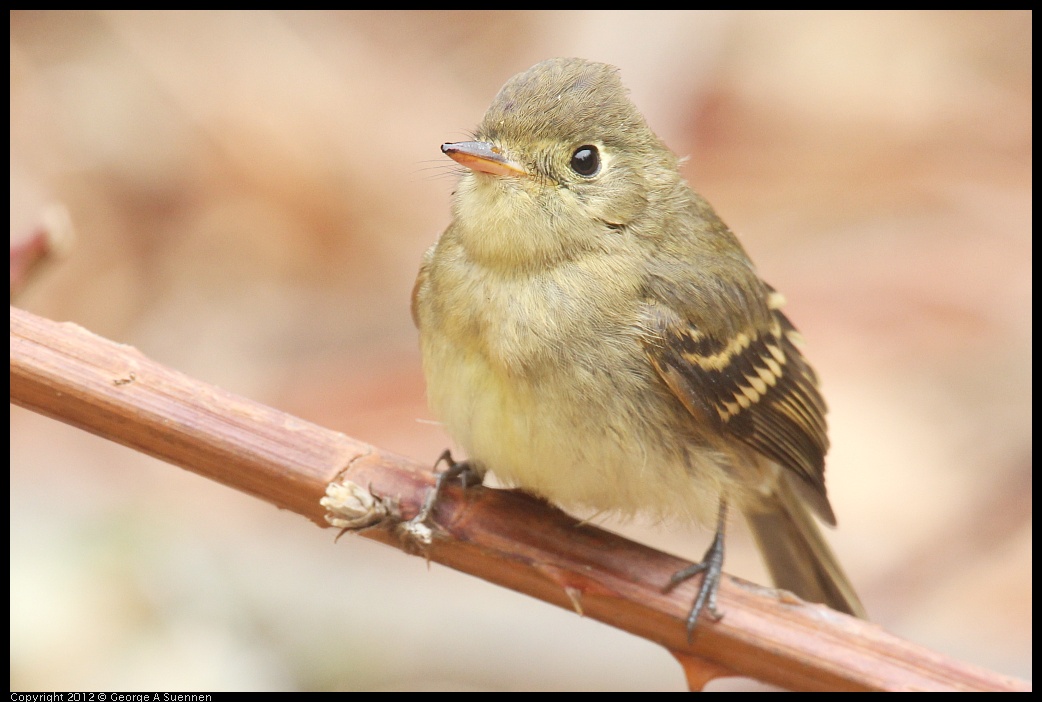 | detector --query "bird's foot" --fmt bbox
[664,503,729,641]
[399,449,482,549]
